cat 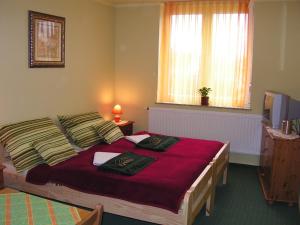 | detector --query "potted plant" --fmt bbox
[198,87,212,106]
